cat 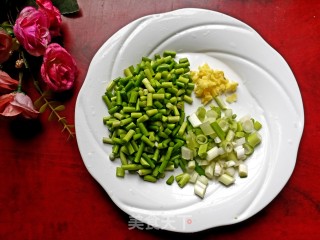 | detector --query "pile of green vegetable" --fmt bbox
[102,50,262,199]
